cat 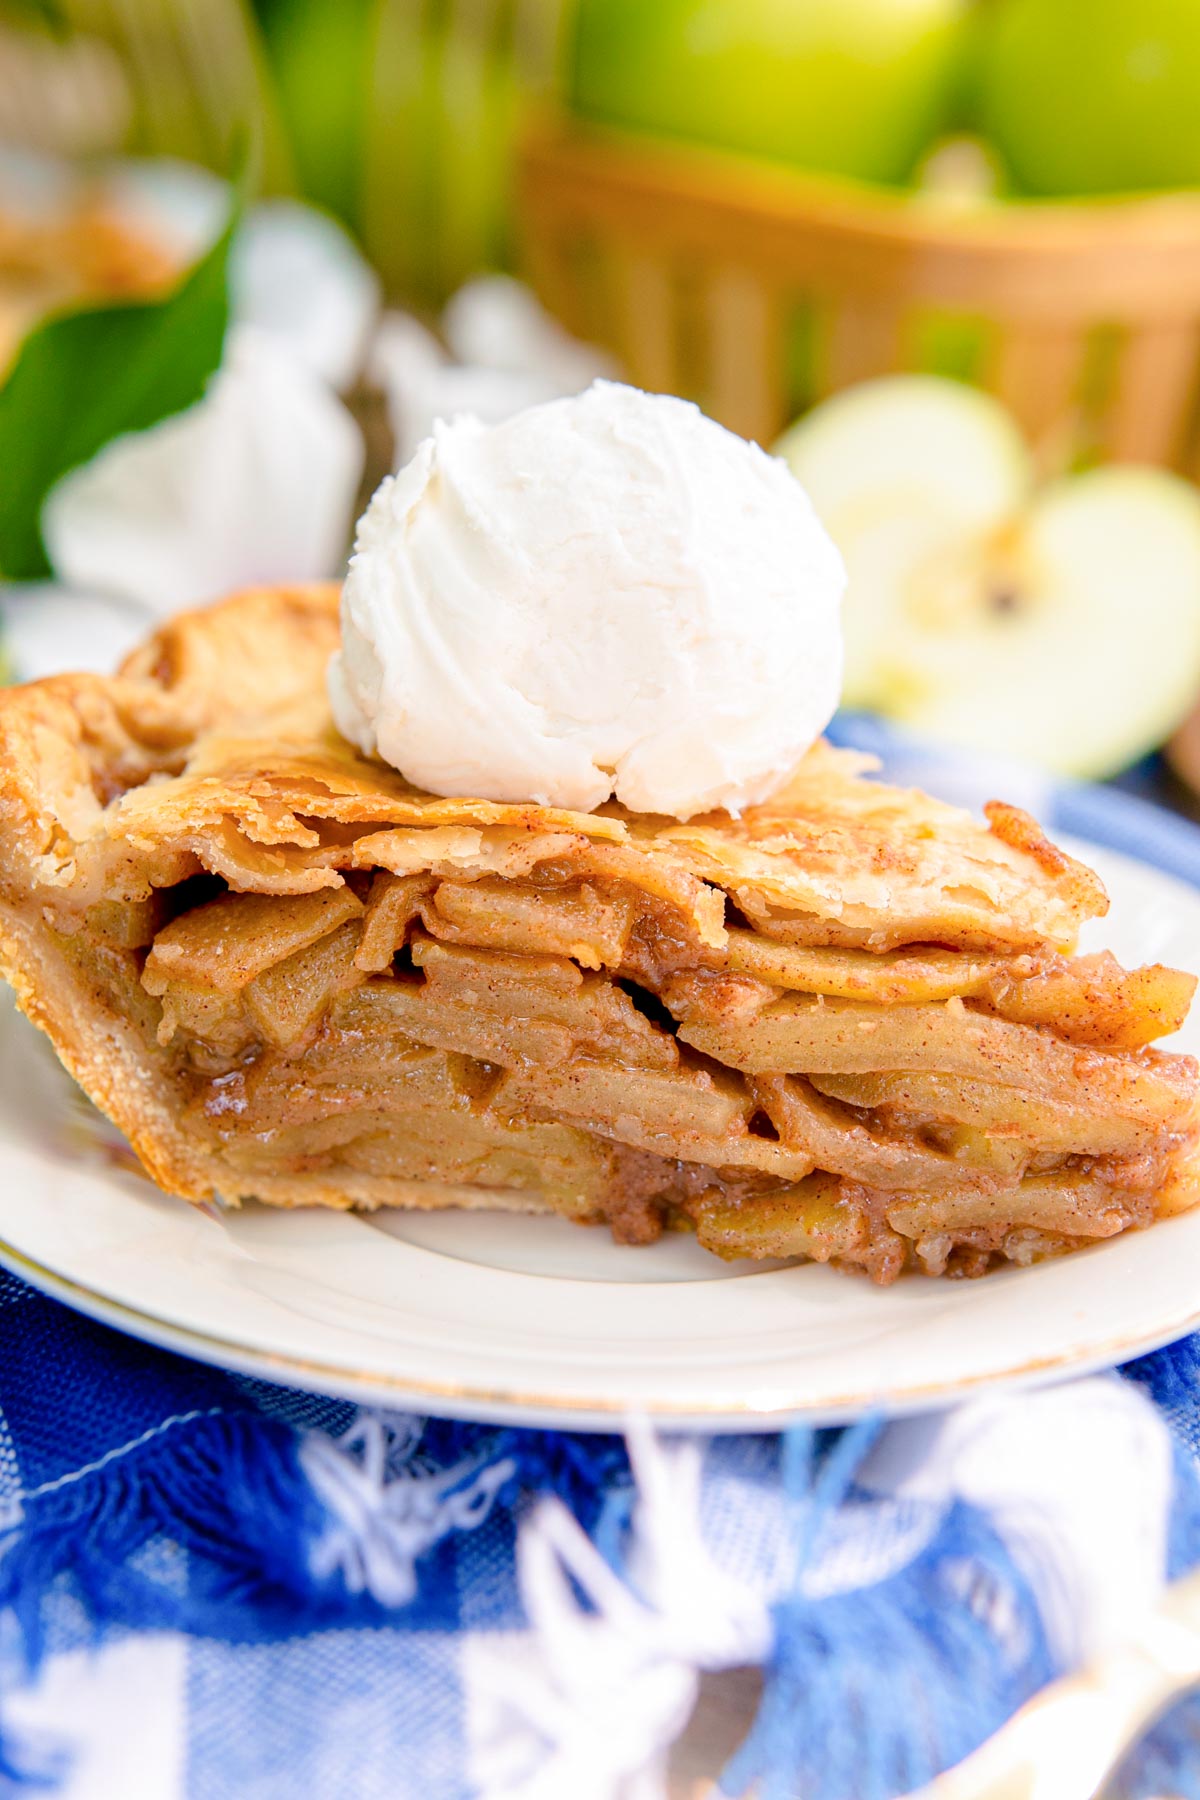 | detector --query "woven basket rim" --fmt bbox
[522,112,1200,256]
